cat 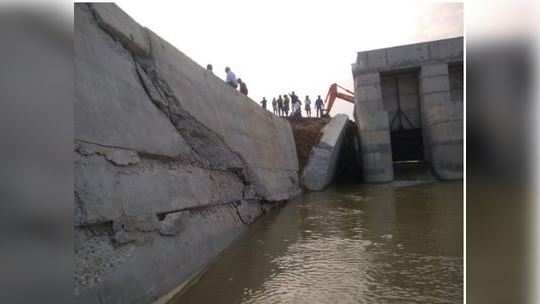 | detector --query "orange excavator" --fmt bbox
[321,83,354,117]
